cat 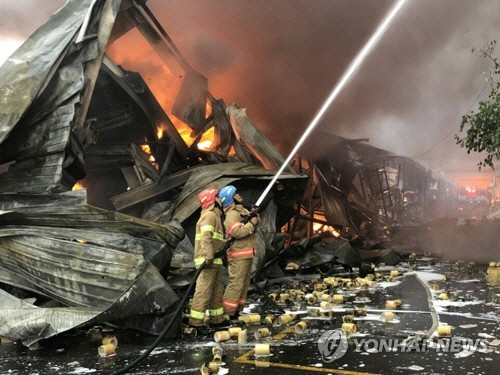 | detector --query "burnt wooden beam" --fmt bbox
[111,168,192,211]
[121,166,141,189]
[85,144,137,170]
[157,141,175,185]
[131,143,159,181]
